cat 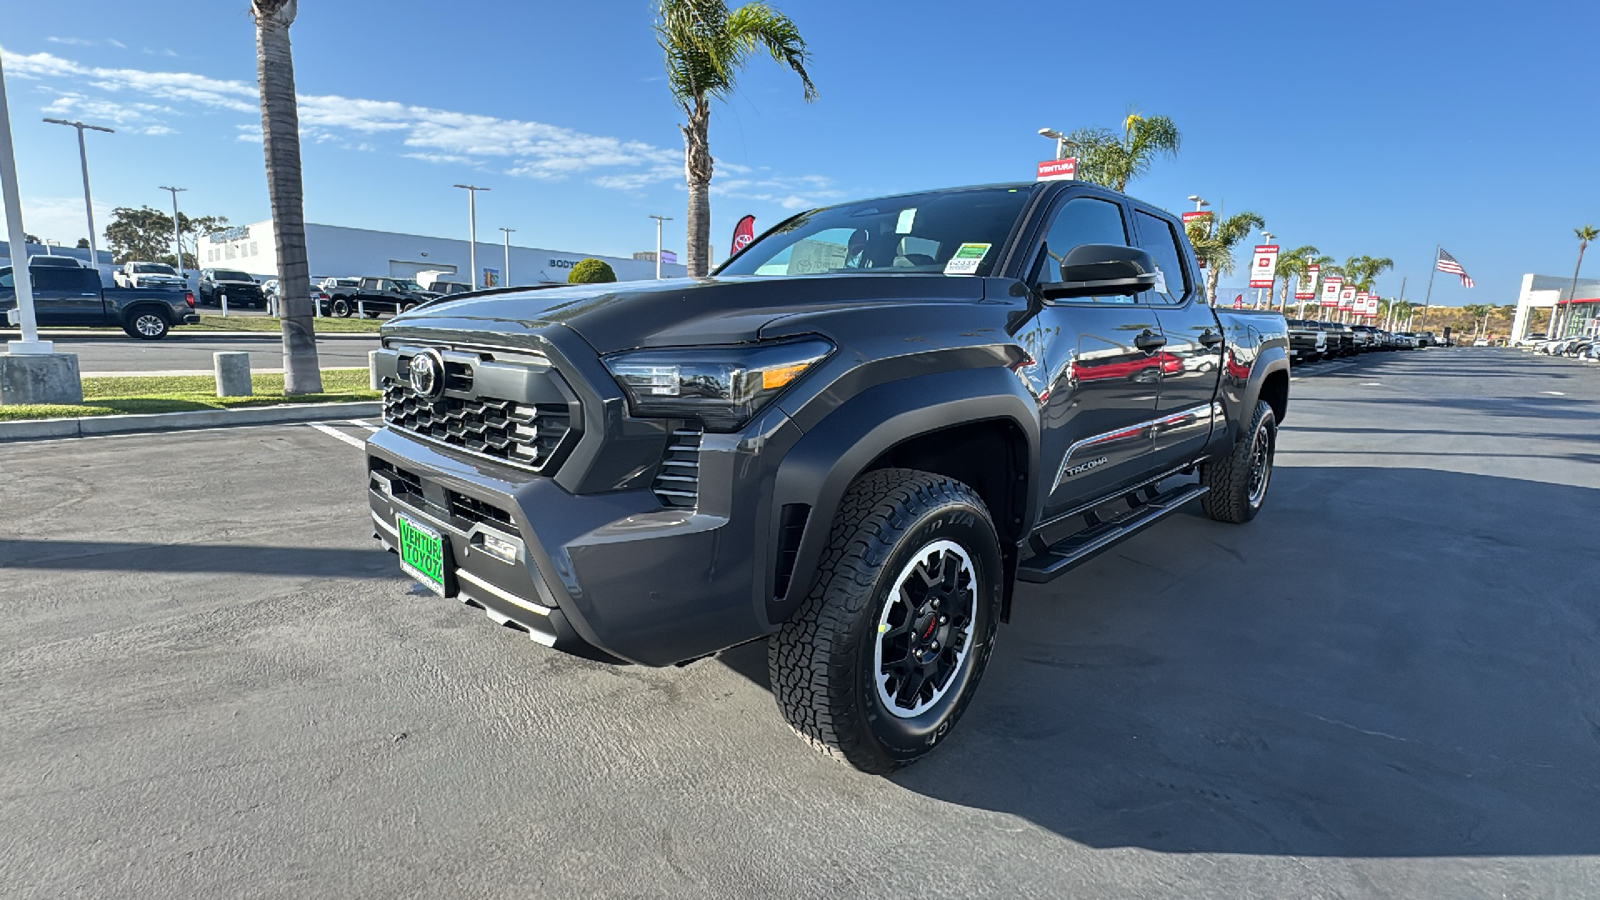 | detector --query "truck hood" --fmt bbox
[385,274,989,355]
